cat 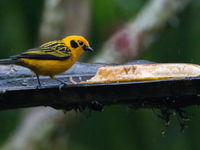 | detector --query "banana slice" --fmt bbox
[81,63,200,83]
